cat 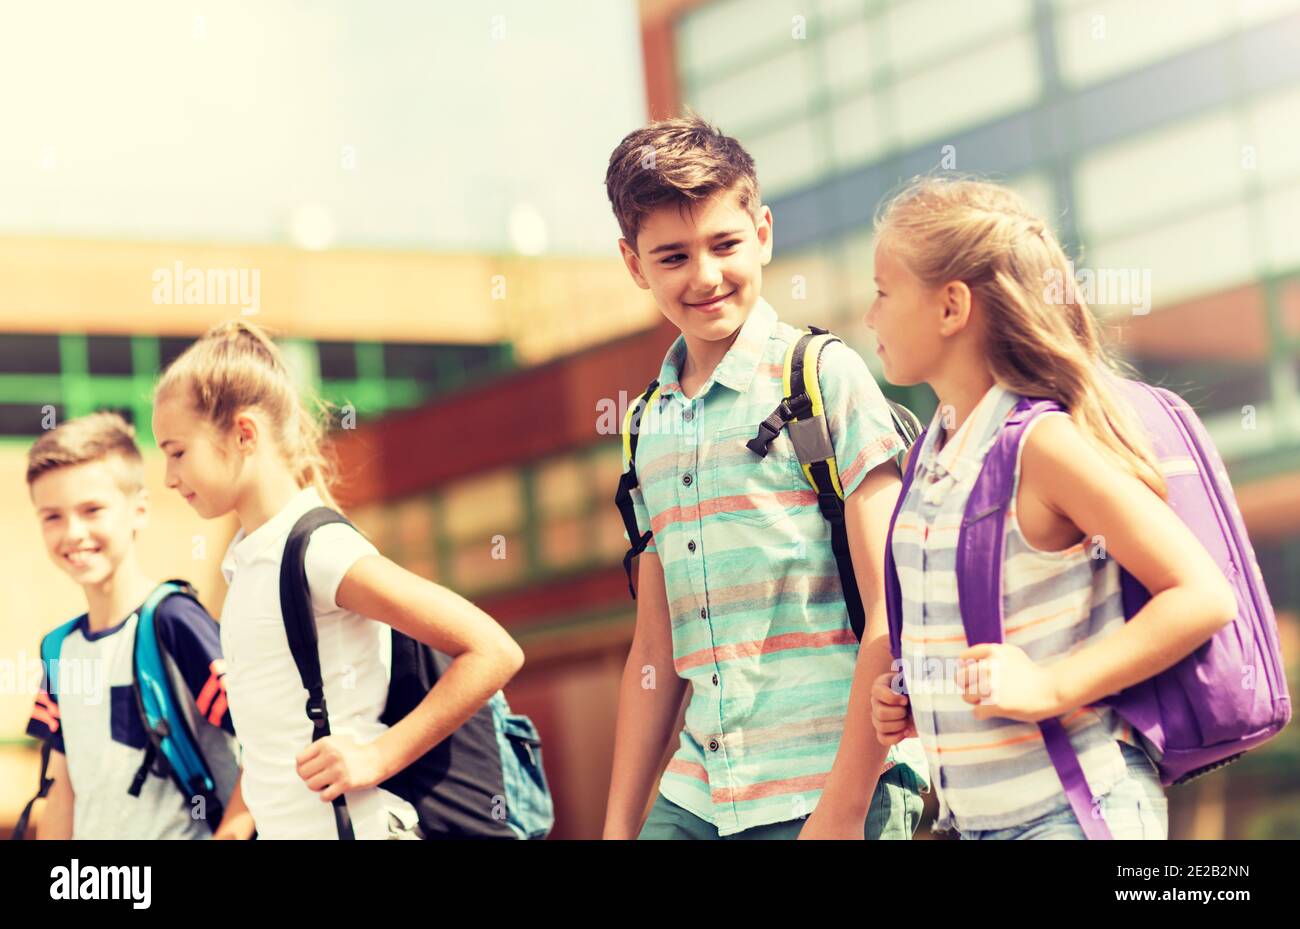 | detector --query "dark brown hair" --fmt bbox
[605,112,760,248]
